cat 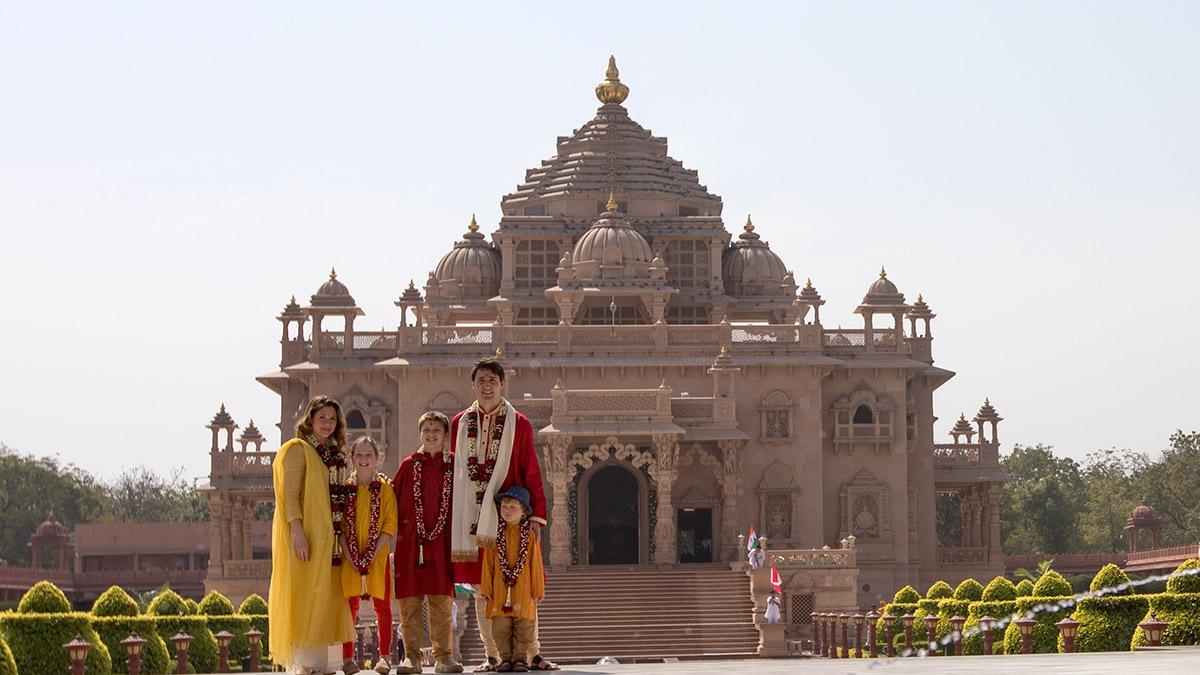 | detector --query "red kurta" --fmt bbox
[393,449,455,598]
[451,407,546,585]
